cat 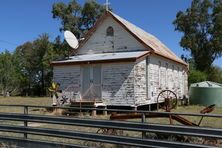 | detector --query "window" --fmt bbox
[172,65,175,88]
[182,71,185,95]
[165,63,168,88]
[158,61,161,88]
[146,57,150,100]
[106,26,114,36]
[177,67,180,88]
